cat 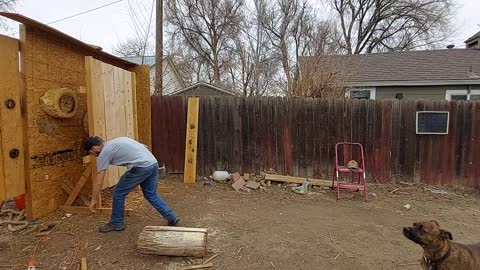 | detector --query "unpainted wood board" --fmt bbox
[102,63,119,187]
[264,174,331,187]
[129,65,149,147]
[124,69,135,139]
[184,97,200,183]
[18,25,33,219]
[112,67,127,184]
[85,57,107,191]
[130,72,139,141]
[64,164,92,206]
[62,182,90,206]
[0,34,25,199]
[81,258,87,270]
